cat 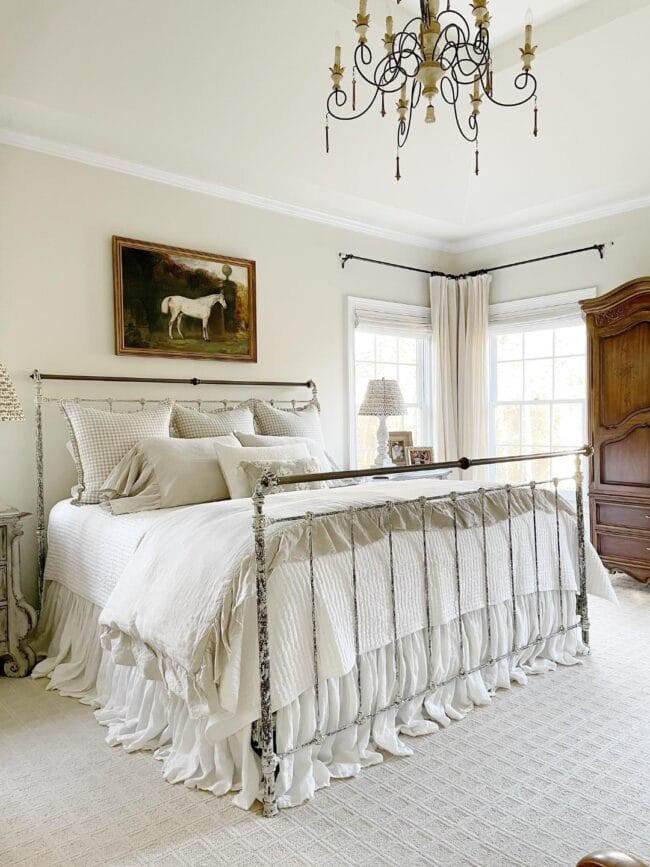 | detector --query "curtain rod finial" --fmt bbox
[339,253,352,269]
